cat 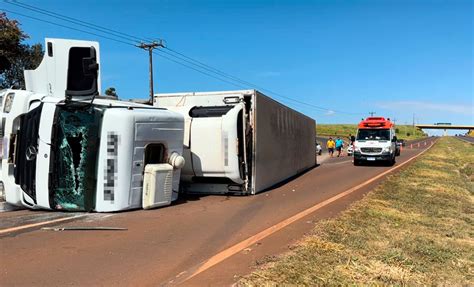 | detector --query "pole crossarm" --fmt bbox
[137,40,166,50]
